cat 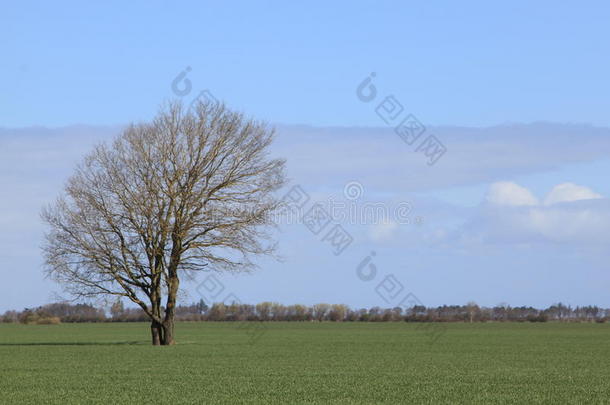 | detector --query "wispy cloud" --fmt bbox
[2,122,610,310]
[274,122,610,193]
